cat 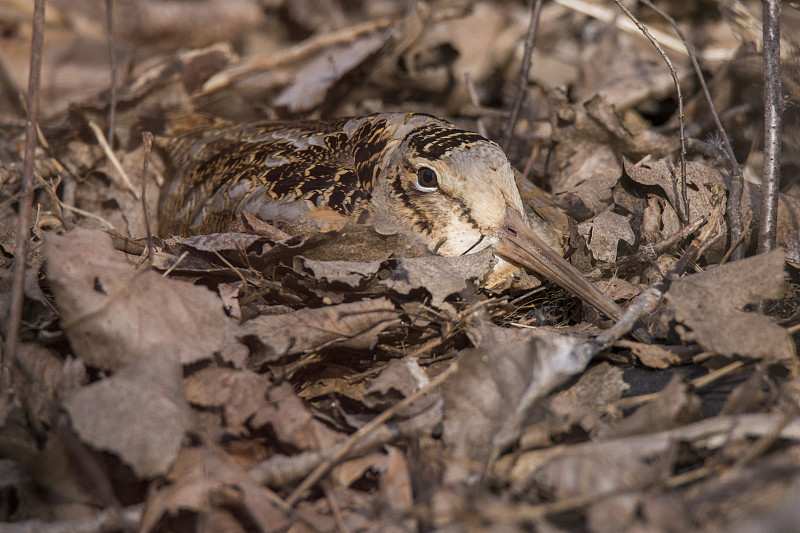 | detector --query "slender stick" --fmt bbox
[502,0,544,150]
[614,1,688,224]
[757,0,782,254]
[639,0,745,261]
[141,132,155,268]
[286,364,456,506]
[105,0,118,145]
[3,0,46,388]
